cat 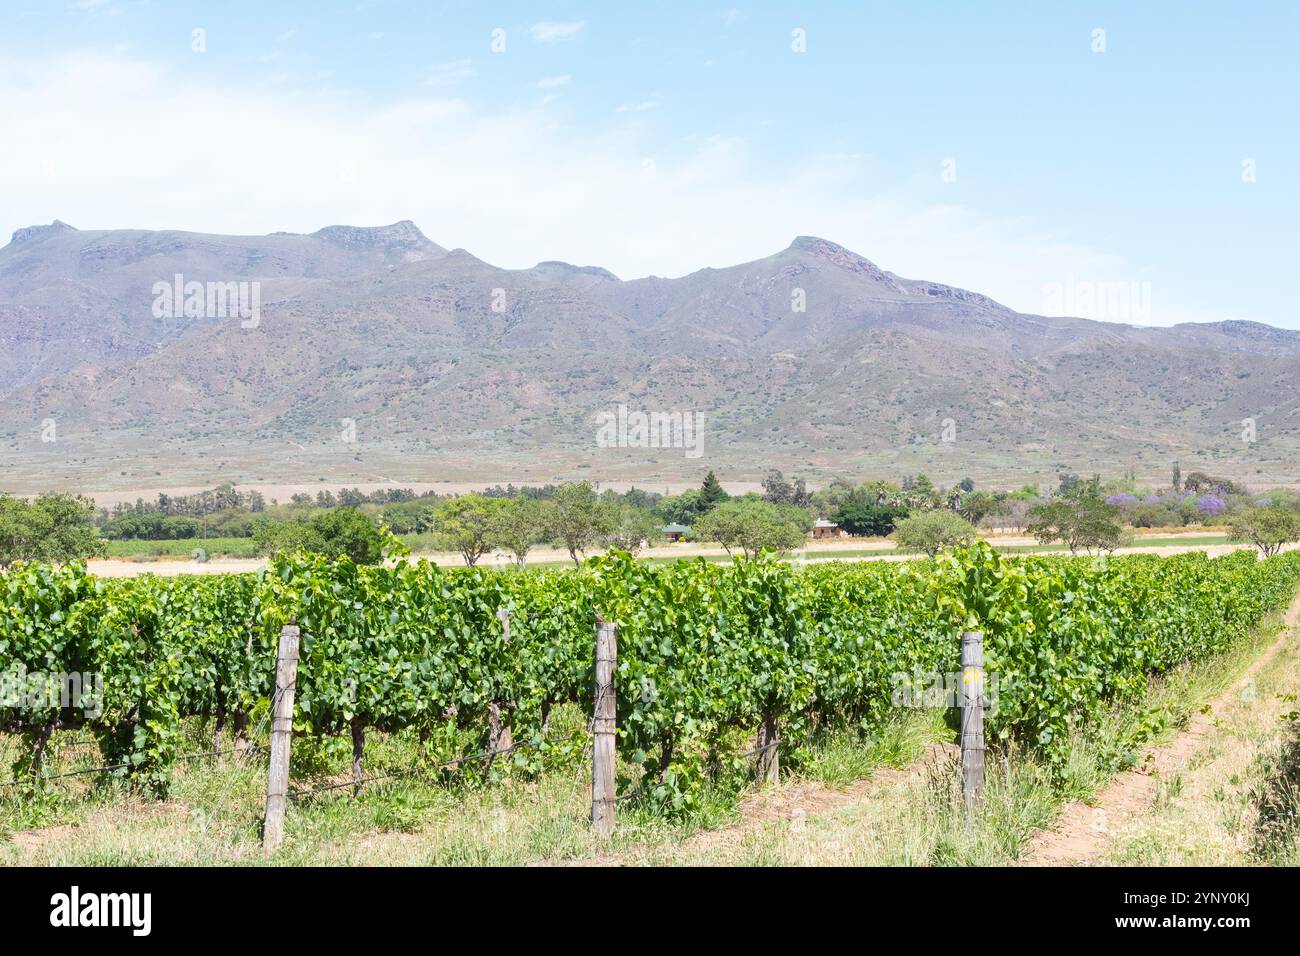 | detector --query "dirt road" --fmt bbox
[85,533,1267,578]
